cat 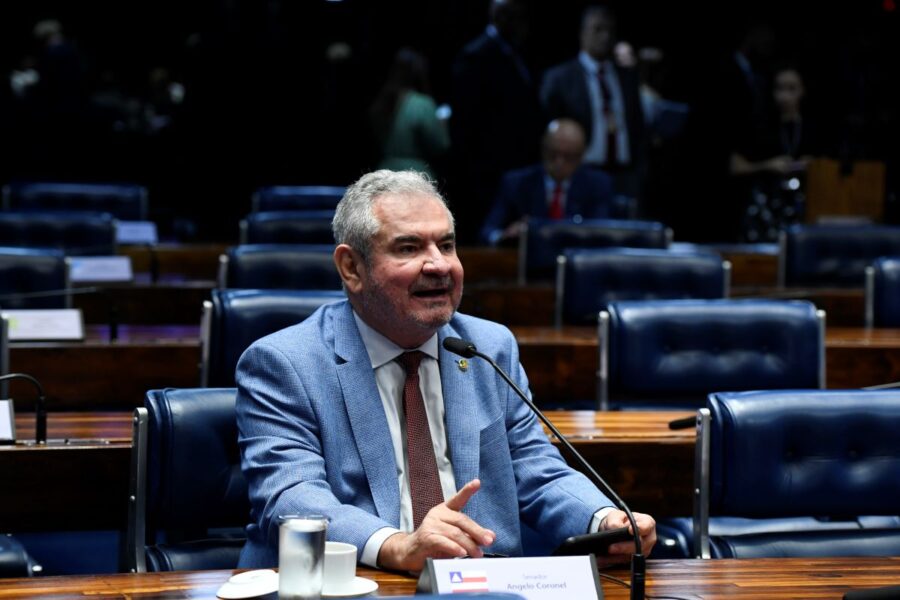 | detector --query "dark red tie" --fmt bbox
[548,182,564,219]
[396,351,444,529]
[597,62,618,165]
